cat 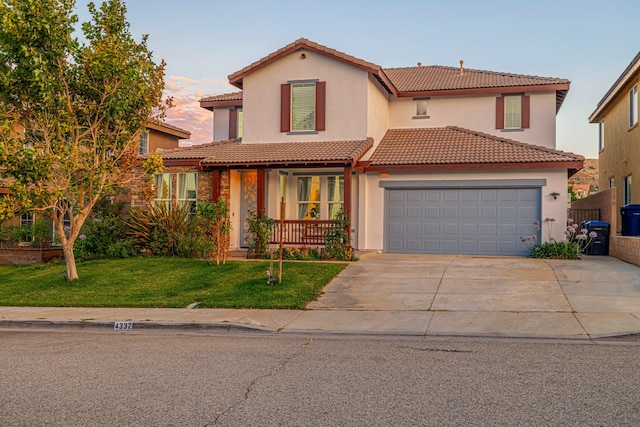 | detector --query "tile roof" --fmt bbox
[383,65,569,93]
[199,91,243,103]
[161,139,374,167]
[147,121,191,138]
[369,127,583,167]
[228,38,383,88]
